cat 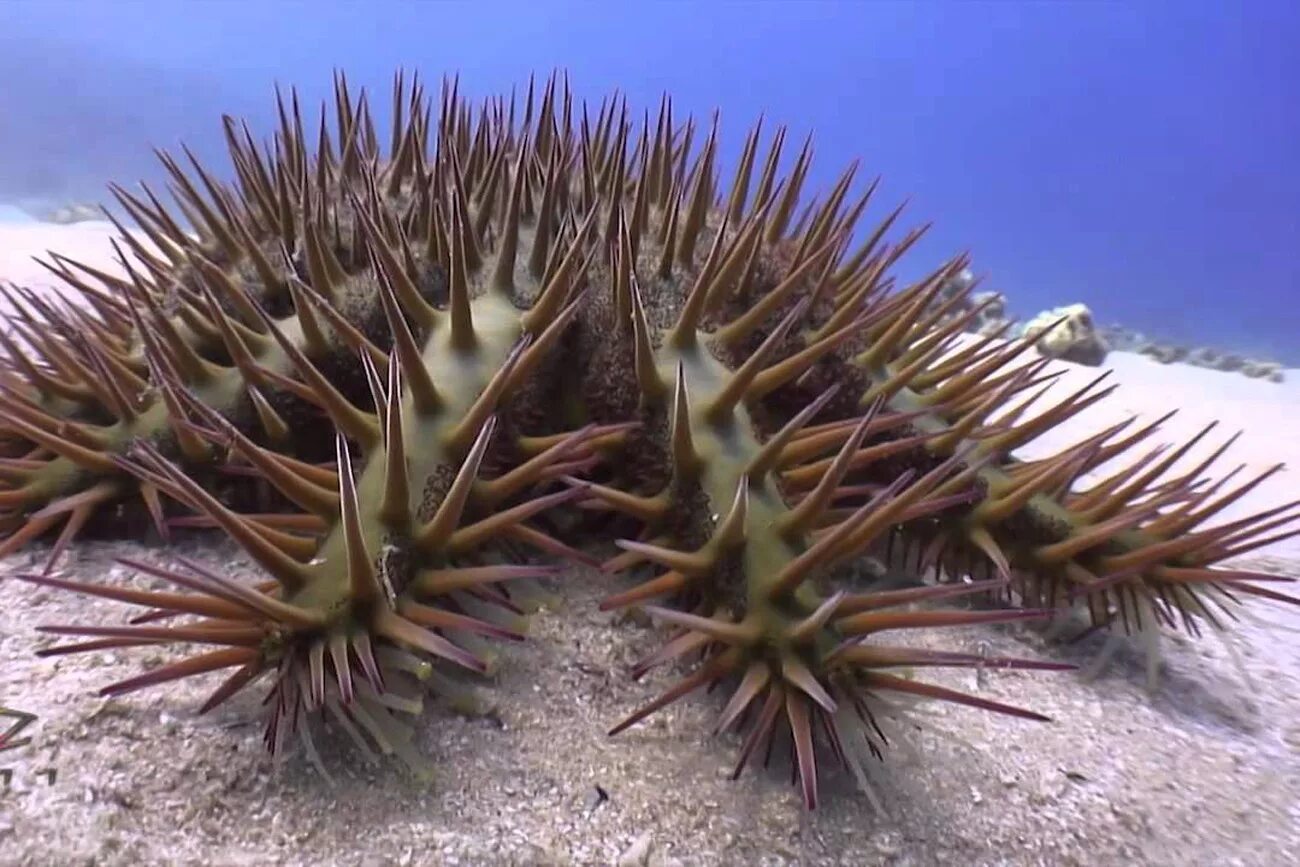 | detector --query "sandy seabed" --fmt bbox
[1,223,1297,866]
